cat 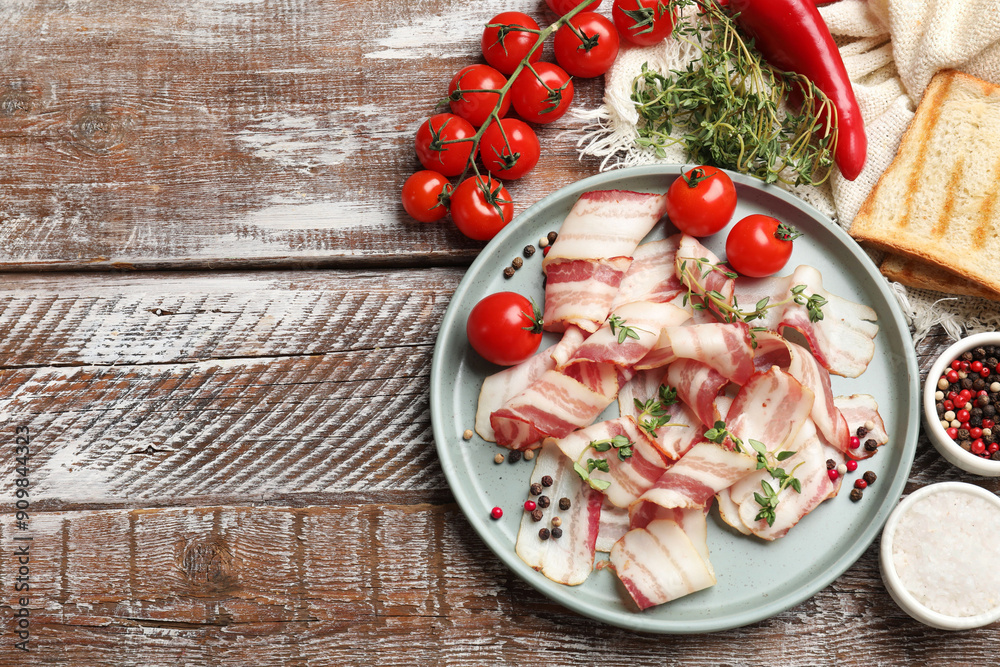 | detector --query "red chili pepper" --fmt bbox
[727,0,867,181]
